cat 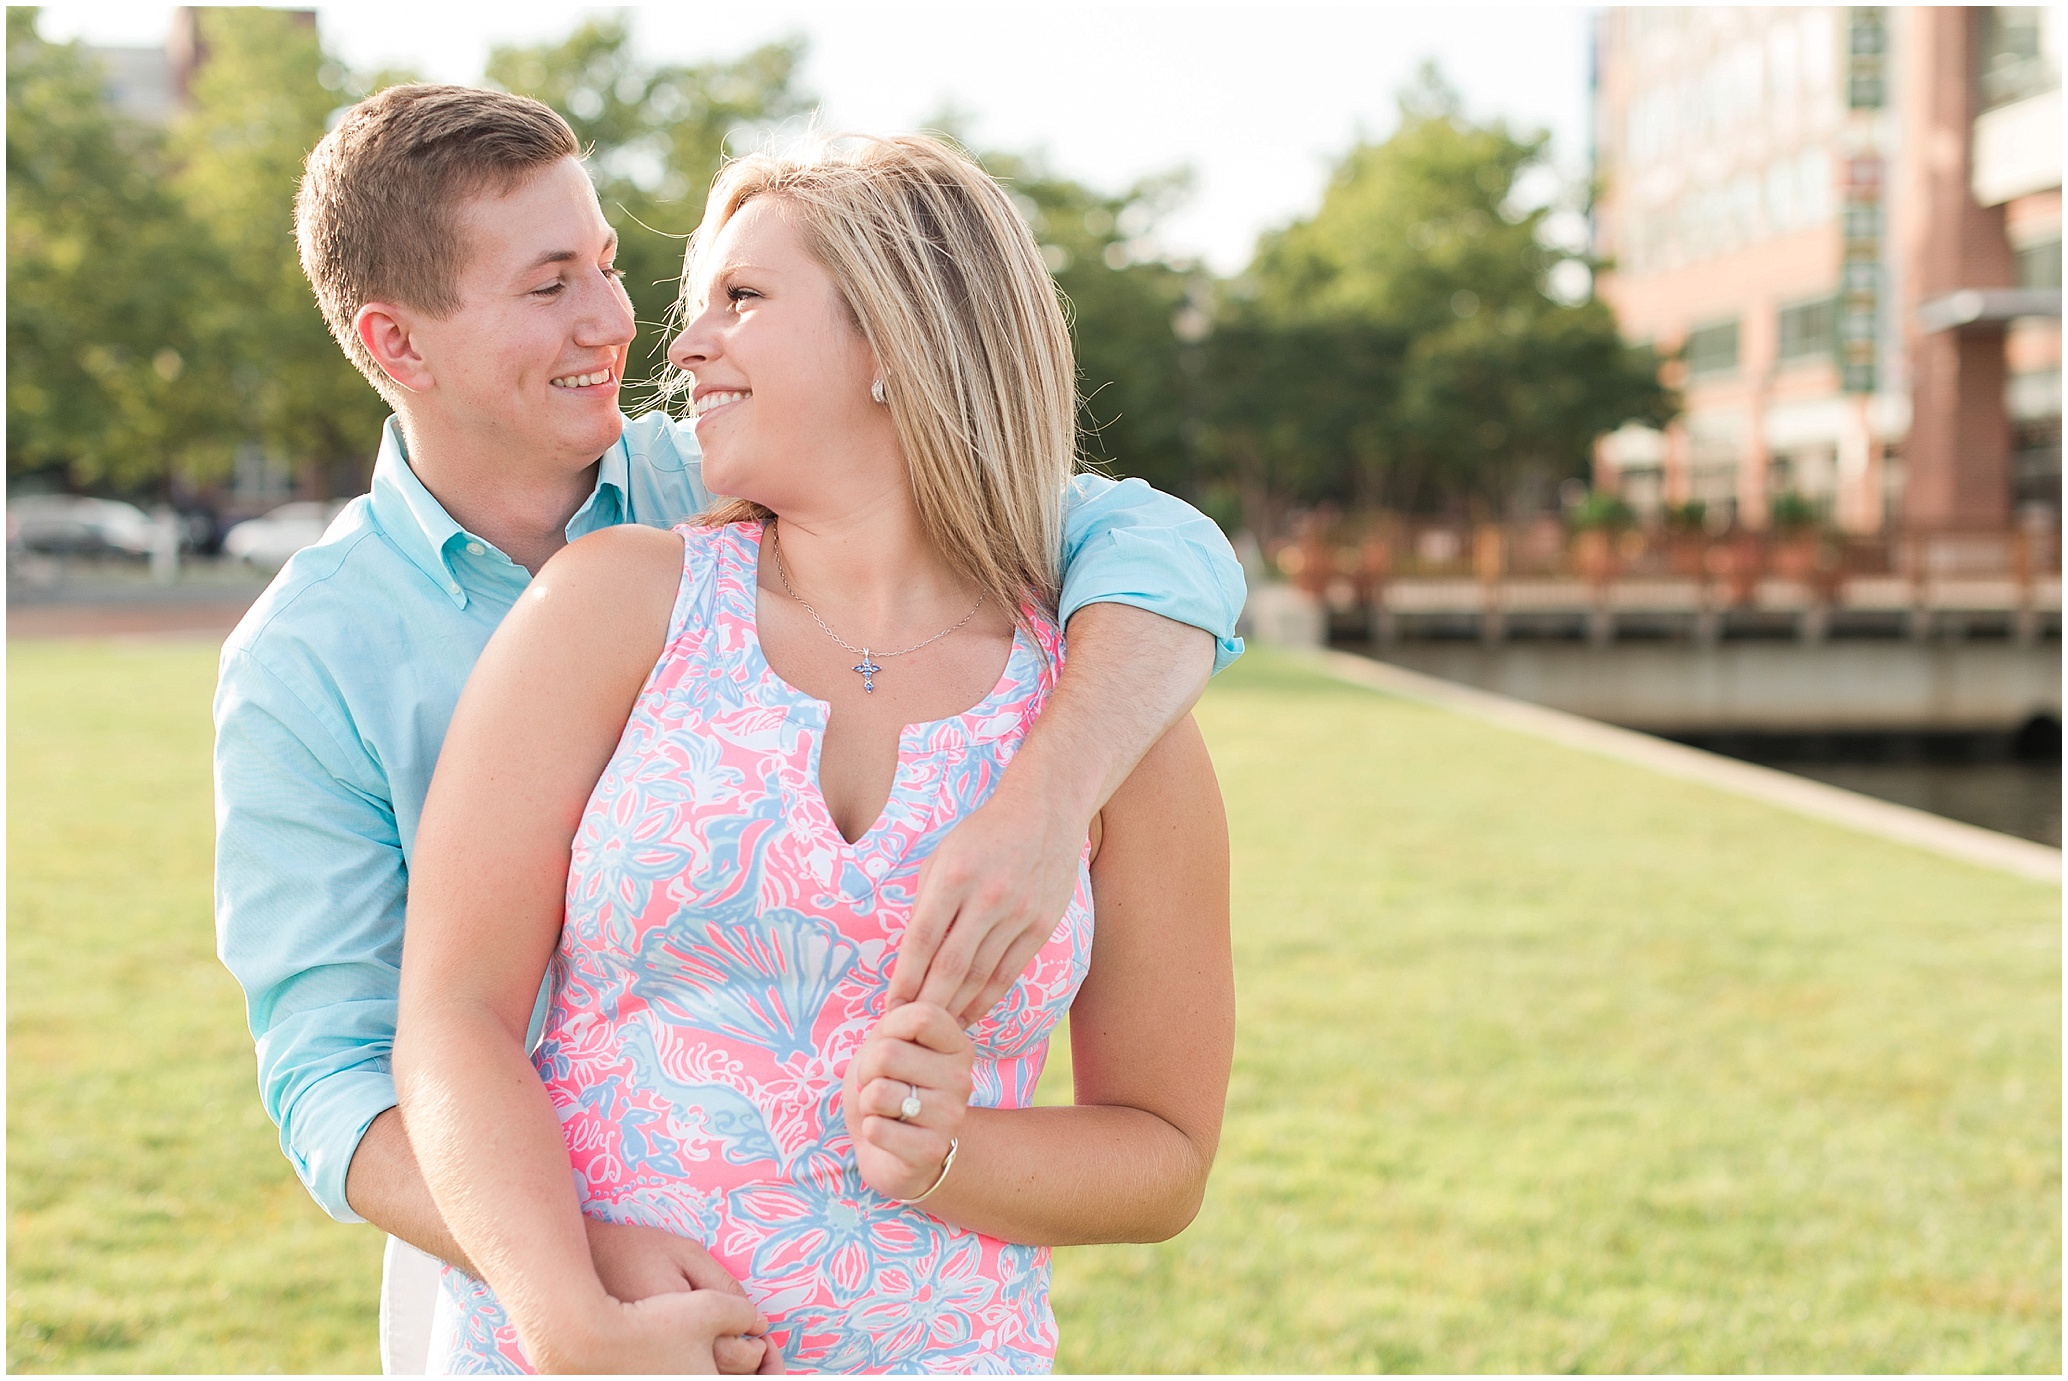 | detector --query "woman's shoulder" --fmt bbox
[548,521,687,588]
[518,524,687,648]
[551,518,757,576]
[474,527,683,702]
